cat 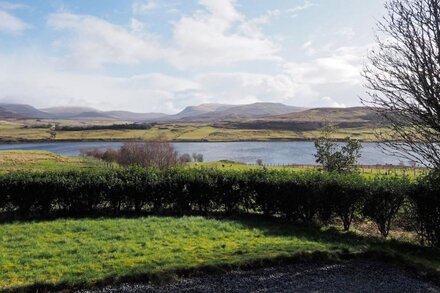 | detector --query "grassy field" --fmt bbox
[0,216,439,290]
[0,151,106,173]
[189,161,427,178]
[0,120,383,142]
[0,150,426,177]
